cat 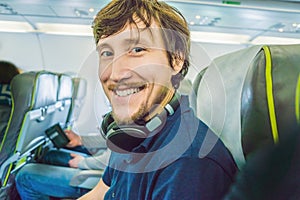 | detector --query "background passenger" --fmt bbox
[0,60,20,141]
[0,60,20,85]
[15,129,110,200]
